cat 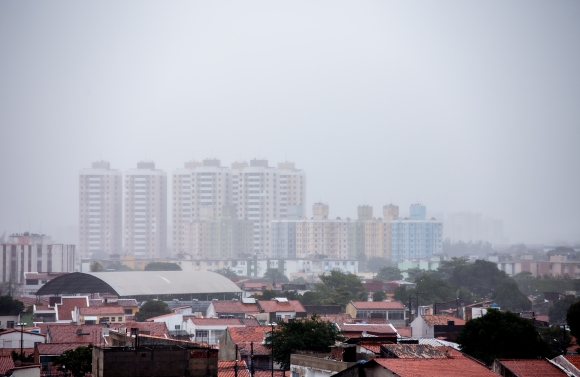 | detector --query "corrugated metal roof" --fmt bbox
[36,271,241,296]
